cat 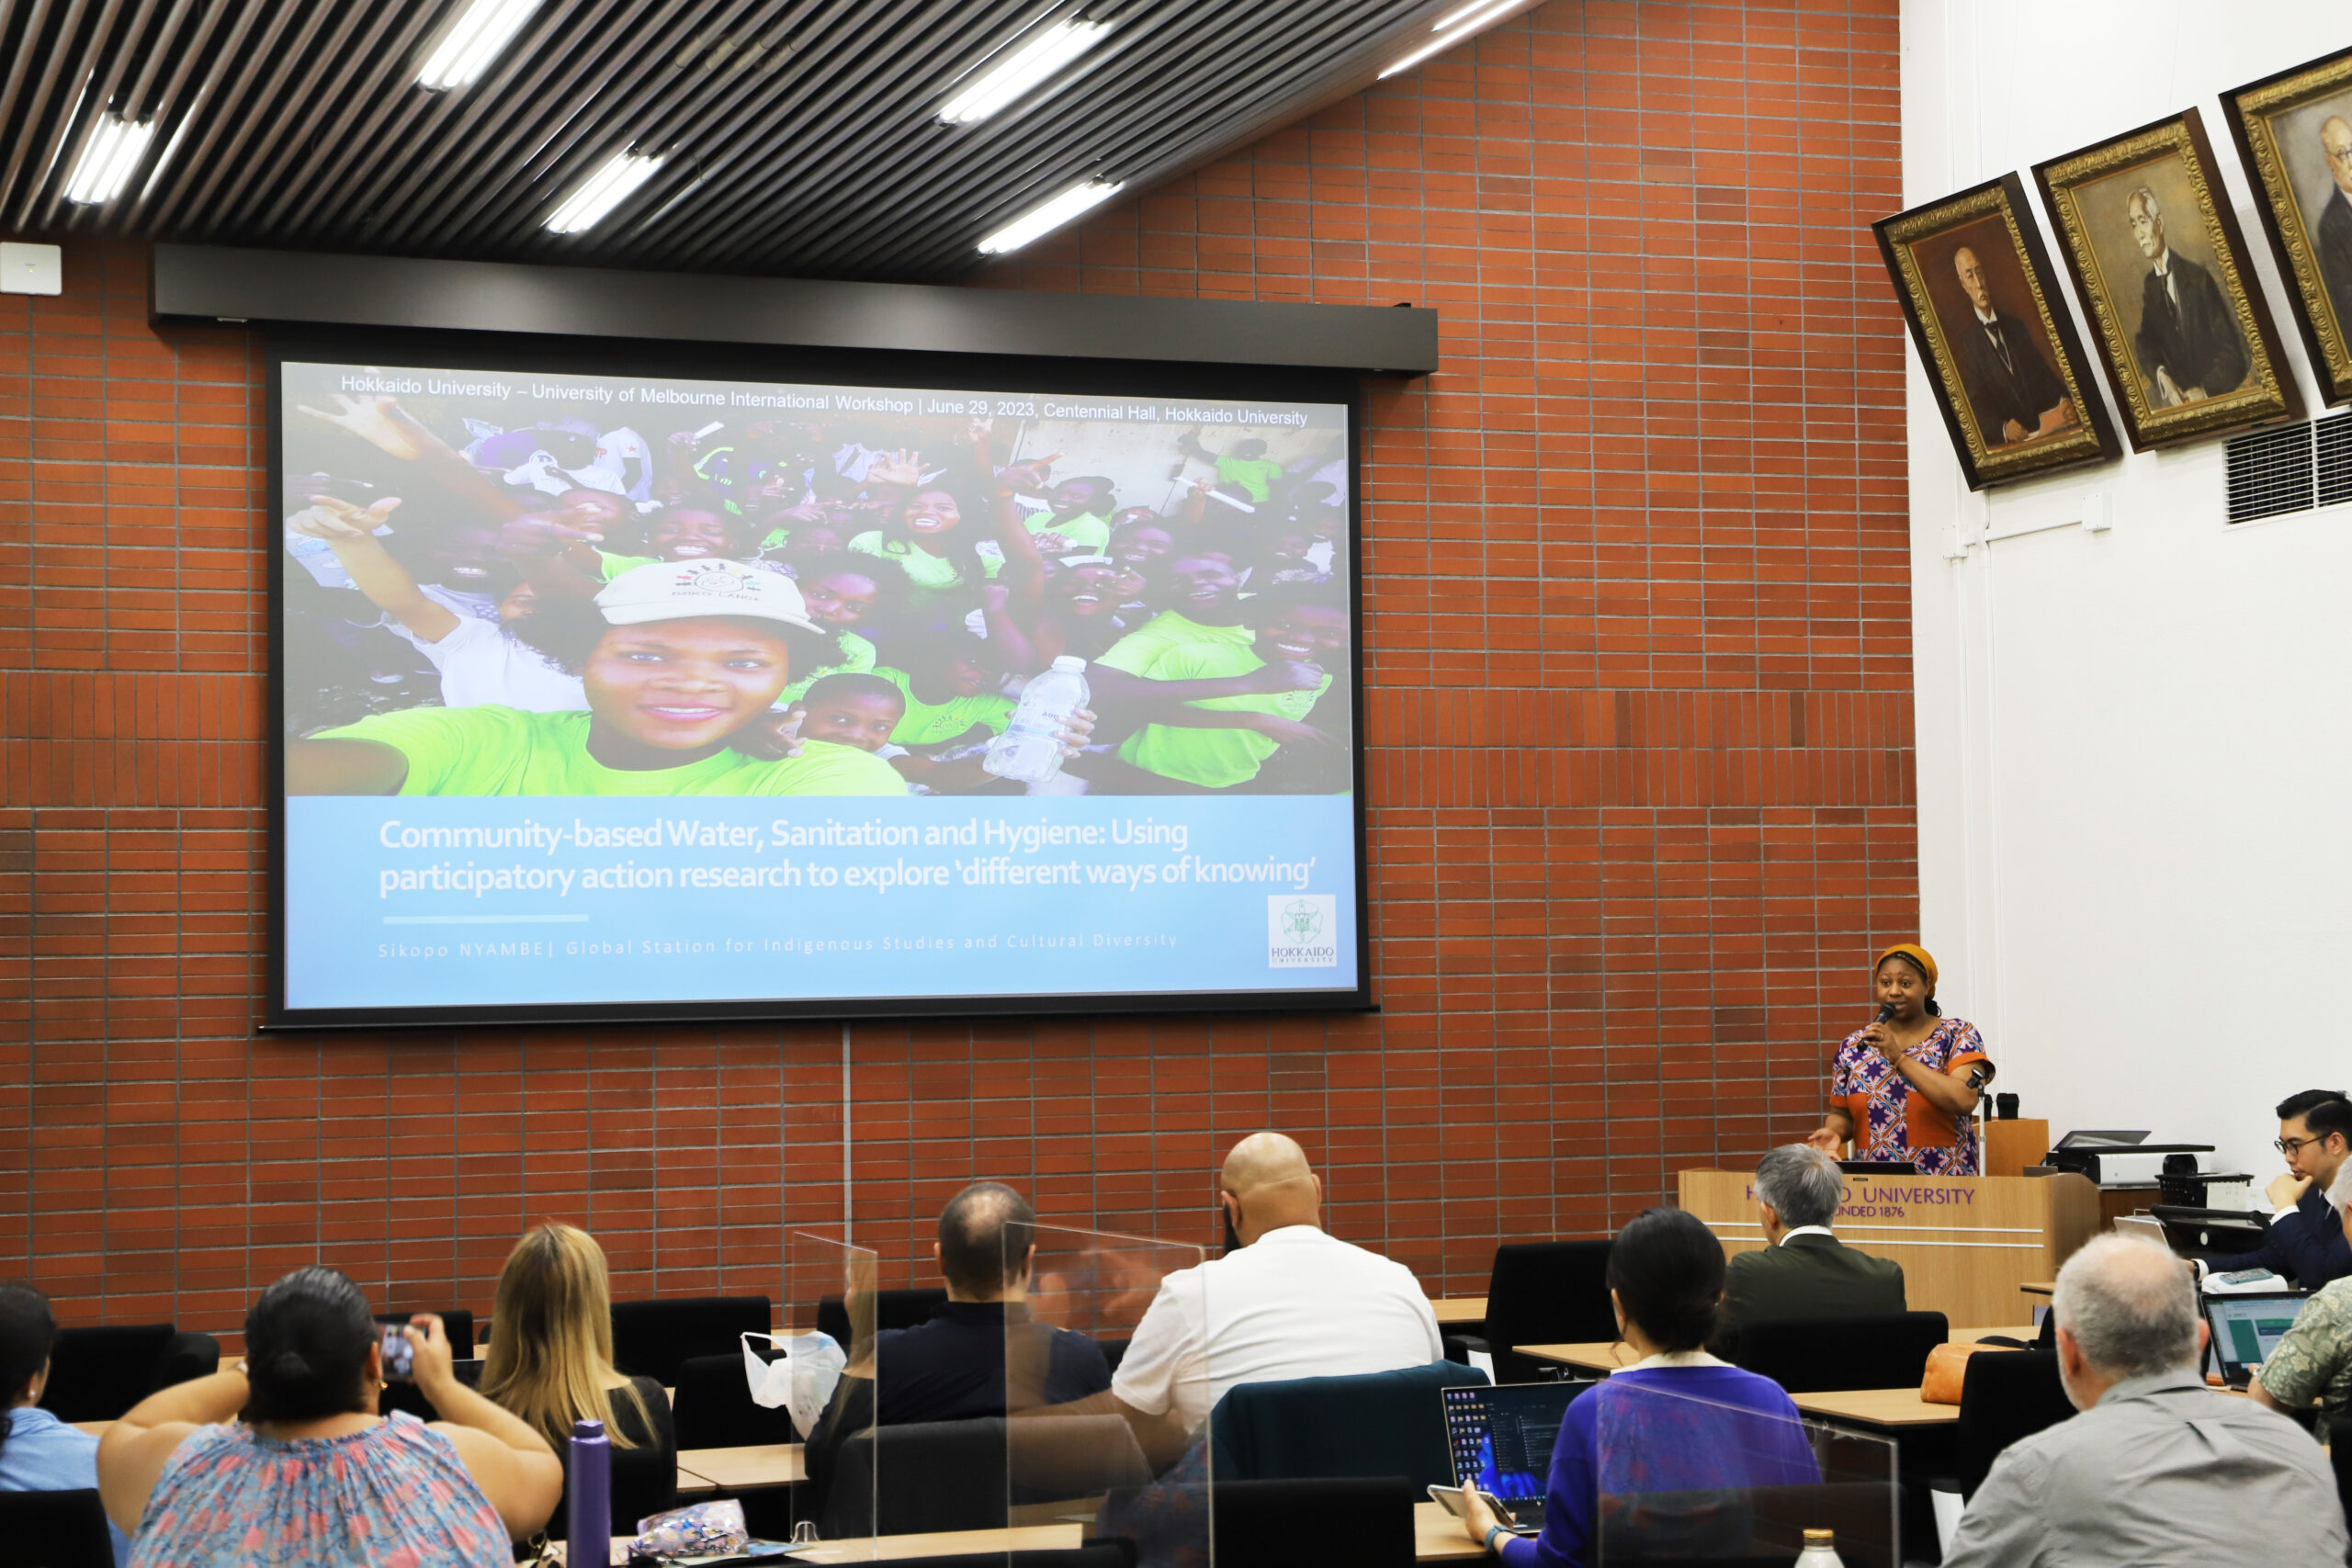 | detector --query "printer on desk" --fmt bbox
[2040,1130,2252,1208]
